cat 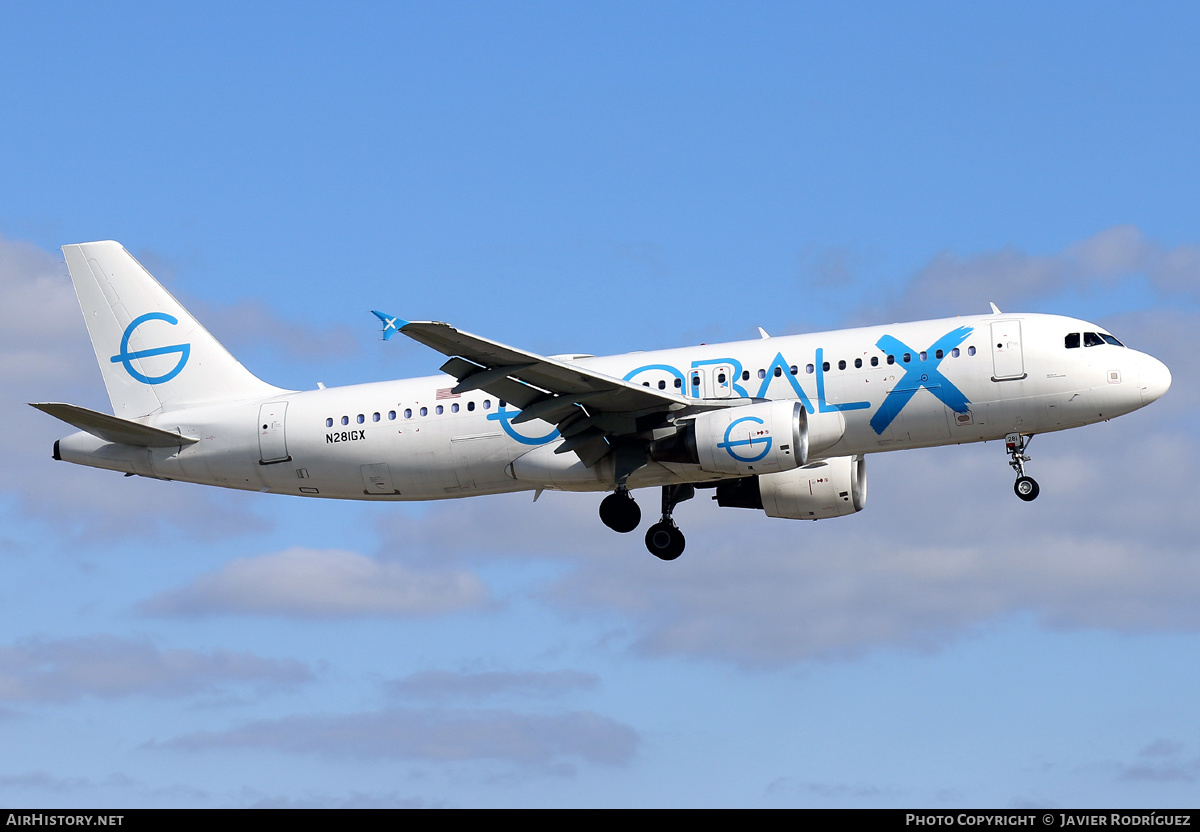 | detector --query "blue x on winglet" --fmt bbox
[372,310,408,341]
[869,326,974,435]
